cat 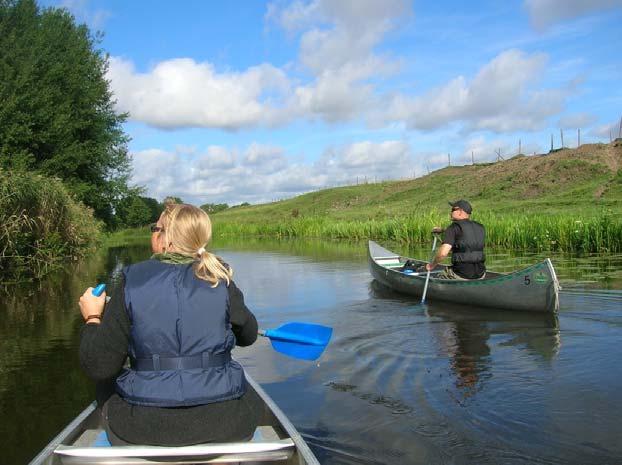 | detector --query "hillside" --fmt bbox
[215,141,622,224]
